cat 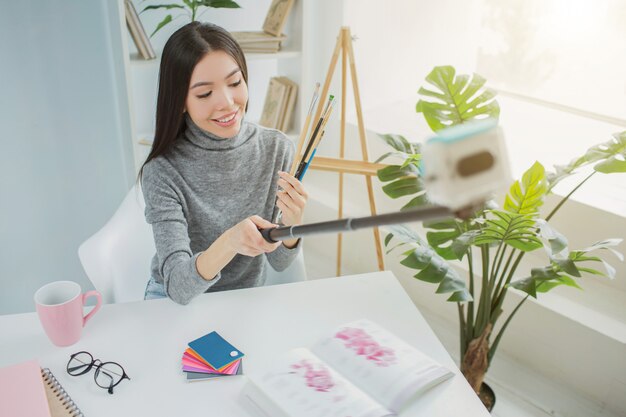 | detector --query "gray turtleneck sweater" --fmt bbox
[141,116,301,305]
